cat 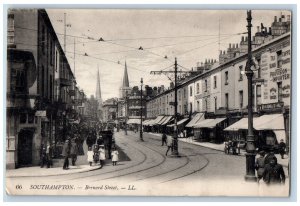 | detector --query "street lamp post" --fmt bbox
[245,10,257,182]
[140,78,144,141]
